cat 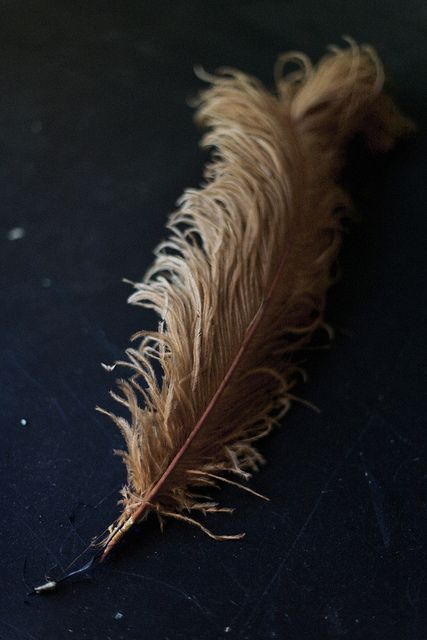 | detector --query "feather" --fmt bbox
[97,39,411,558]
